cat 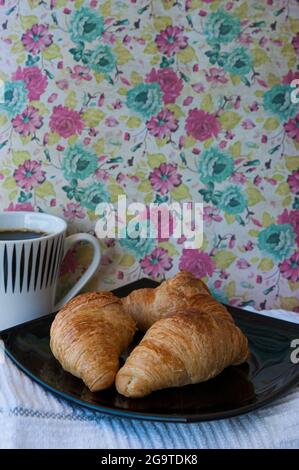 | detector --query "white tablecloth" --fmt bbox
[1,309,299,449]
